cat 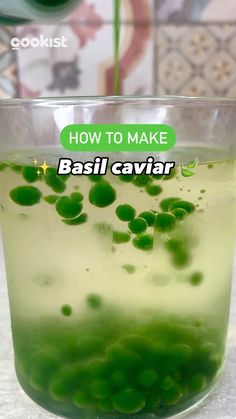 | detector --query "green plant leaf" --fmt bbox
[185,158,199,169]
[181,167,194,177]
